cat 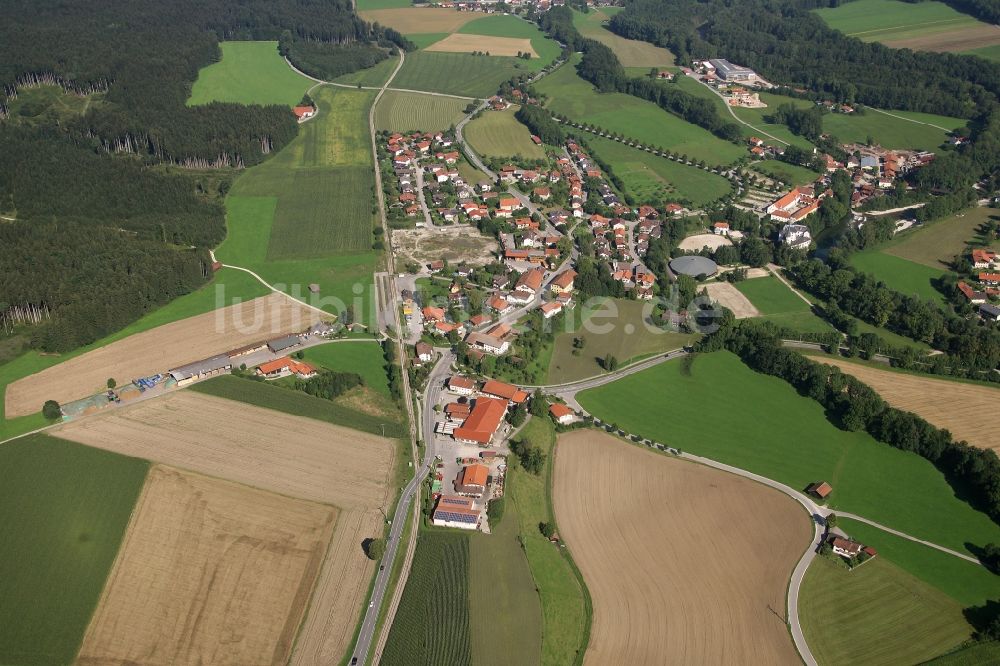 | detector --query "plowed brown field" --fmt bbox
[78,465,337,666]
[553,431,810,665]
[5,293,320,417]
[807,356,1000,452]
